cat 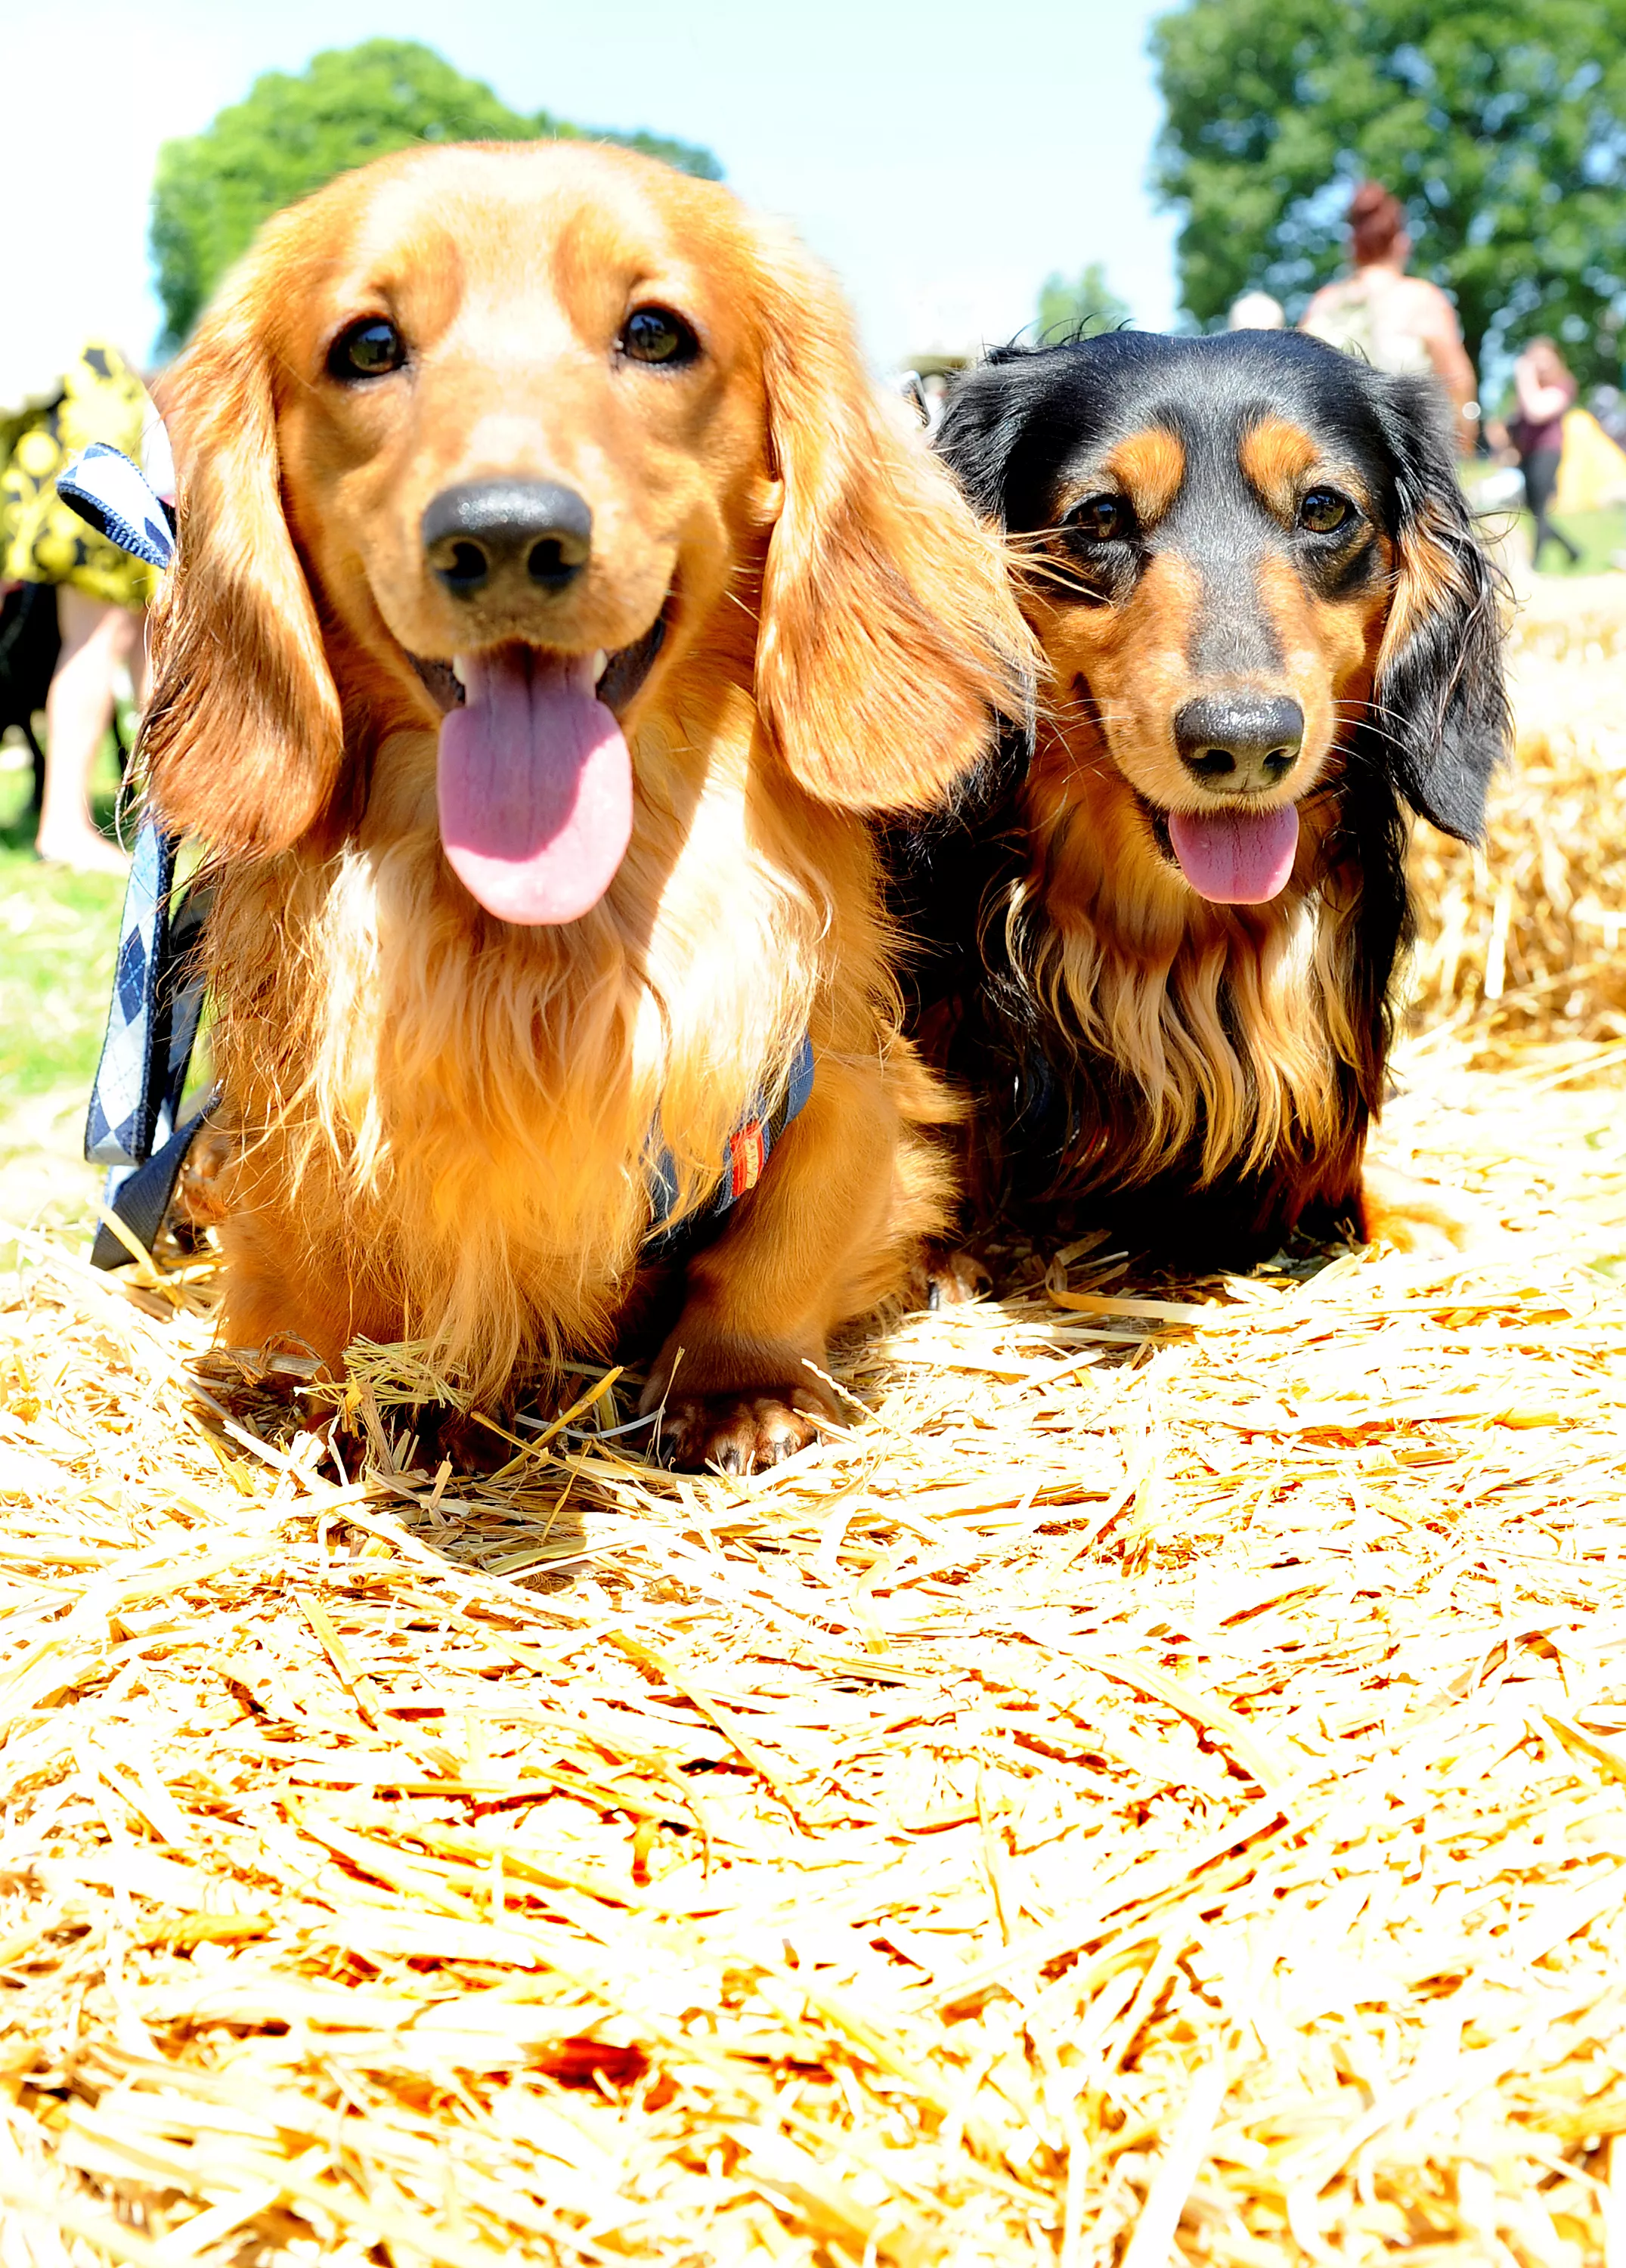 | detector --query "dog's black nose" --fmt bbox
[422,480,593,596]
[1175,692,1304,793]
